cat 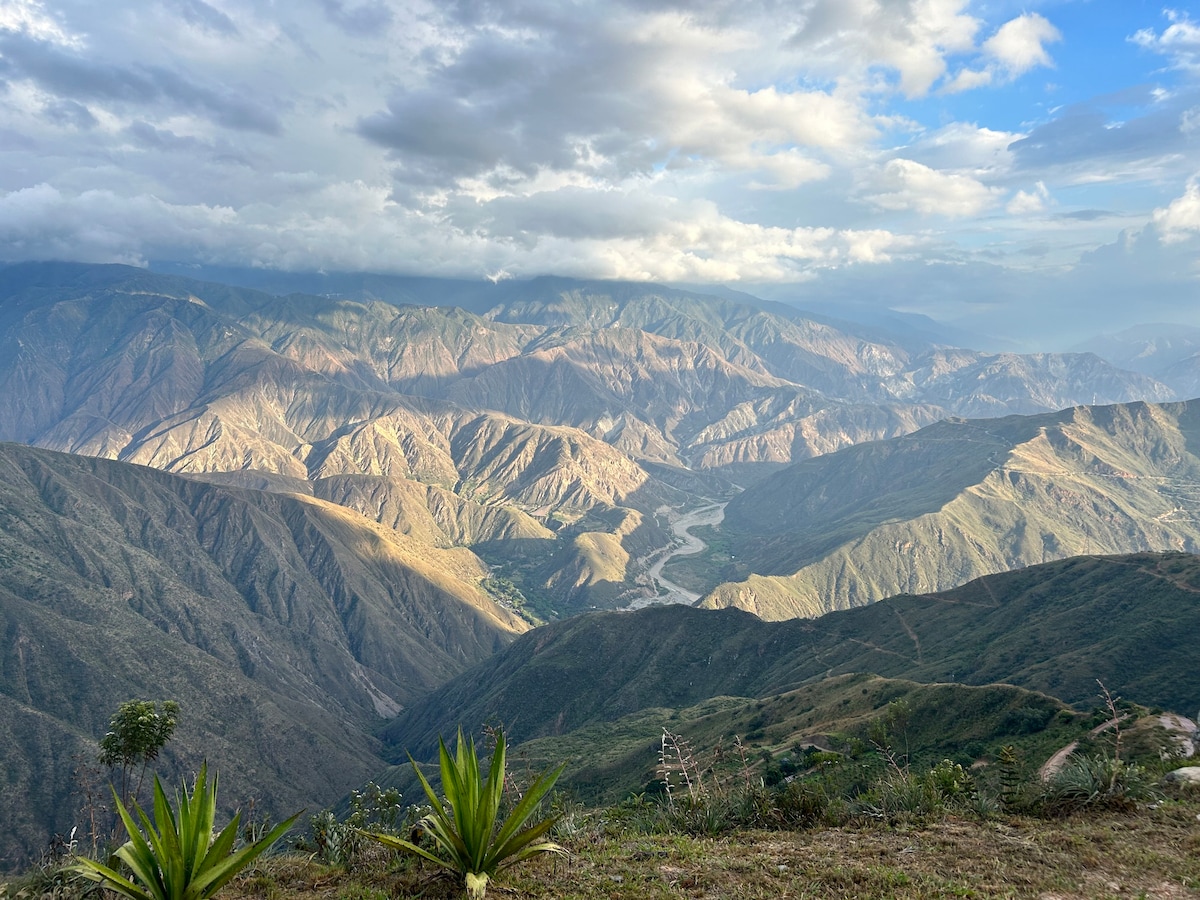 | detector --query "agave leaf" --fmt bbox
[490,761,566,862]
[72,765,299,900]
[355,830,458,872]
[361,728,566,898]
[73,857,154,900]
[188,812,302,900]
